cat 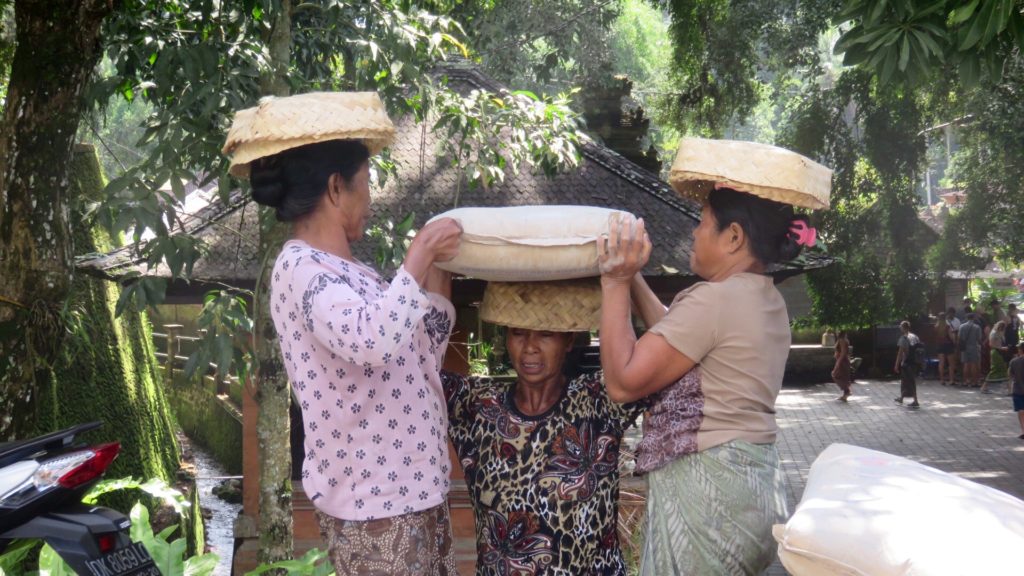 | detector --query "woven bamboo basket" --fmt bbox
[479,280,601,332]
[668,137,832,210]
[223,91,395,178]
